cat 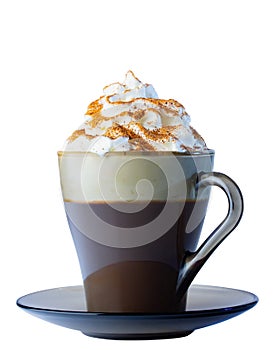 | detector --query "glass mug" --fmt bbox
[58,150,243,313]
